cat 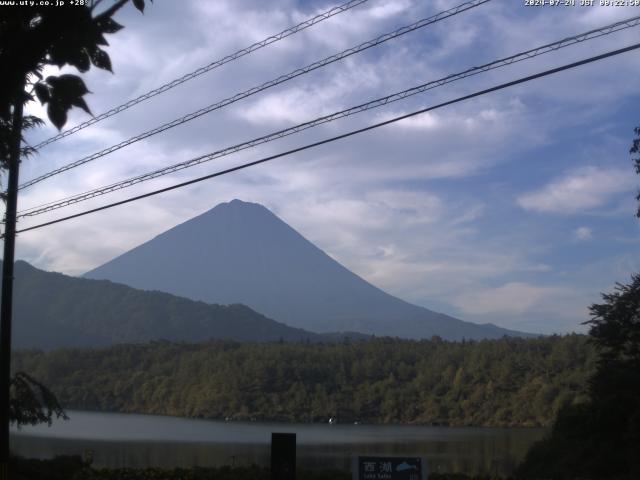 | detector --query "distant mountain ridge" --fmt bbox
[85,199,529,340]
[5,260,341,349]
